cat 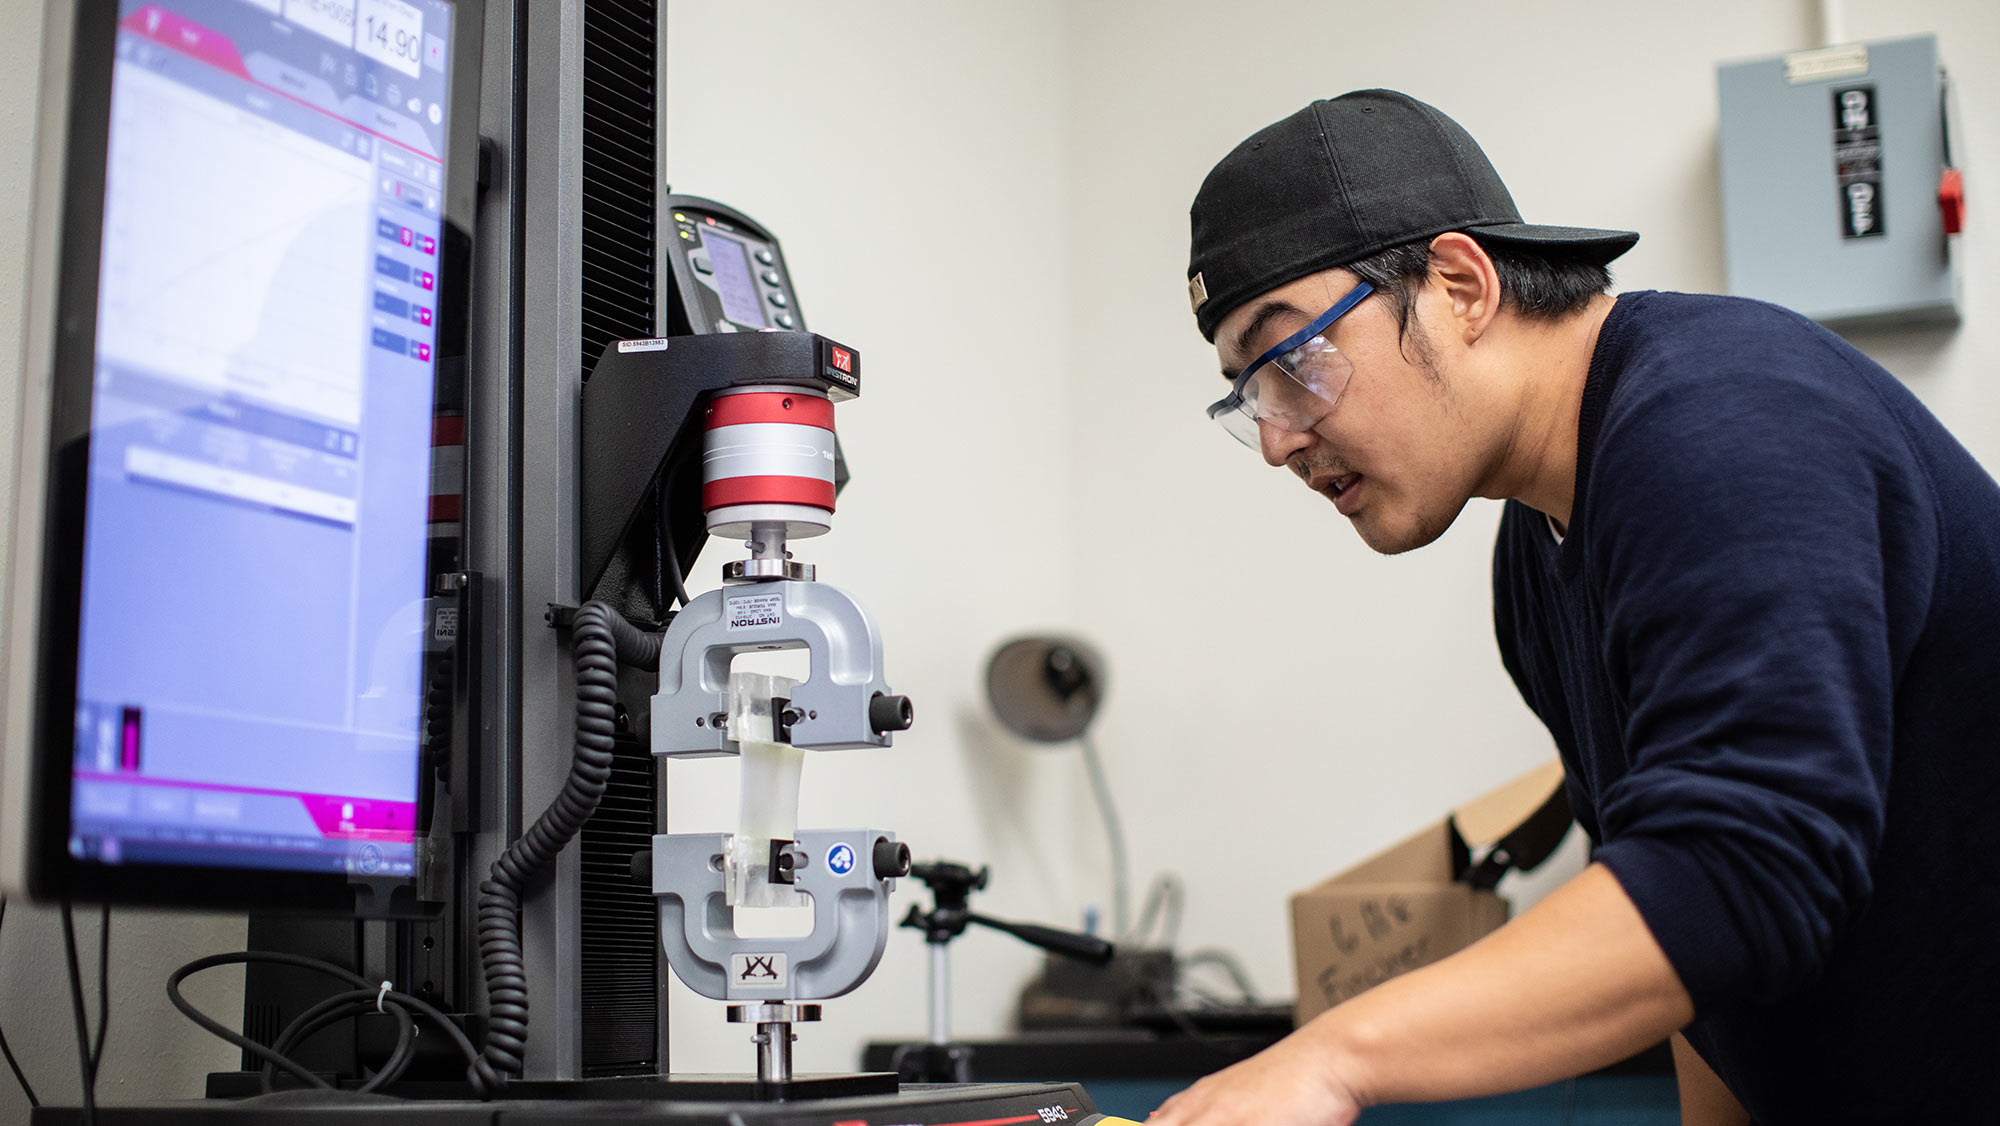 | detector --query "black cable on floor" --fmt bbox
[92,905,110,1076]
[0,896,40,1108]
[167,951,482,1094]
[263,988,415,1095]
[60,902,97,1126]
